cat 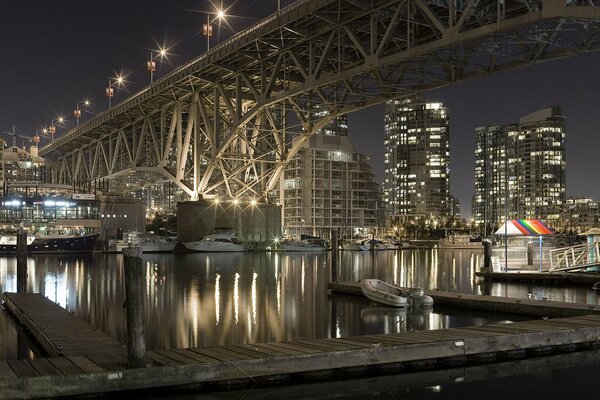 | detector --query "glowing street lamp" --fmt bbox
[74,99,92,126]
[147,47,168,84]
[203,9,226,51]
[106,74,125,109]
